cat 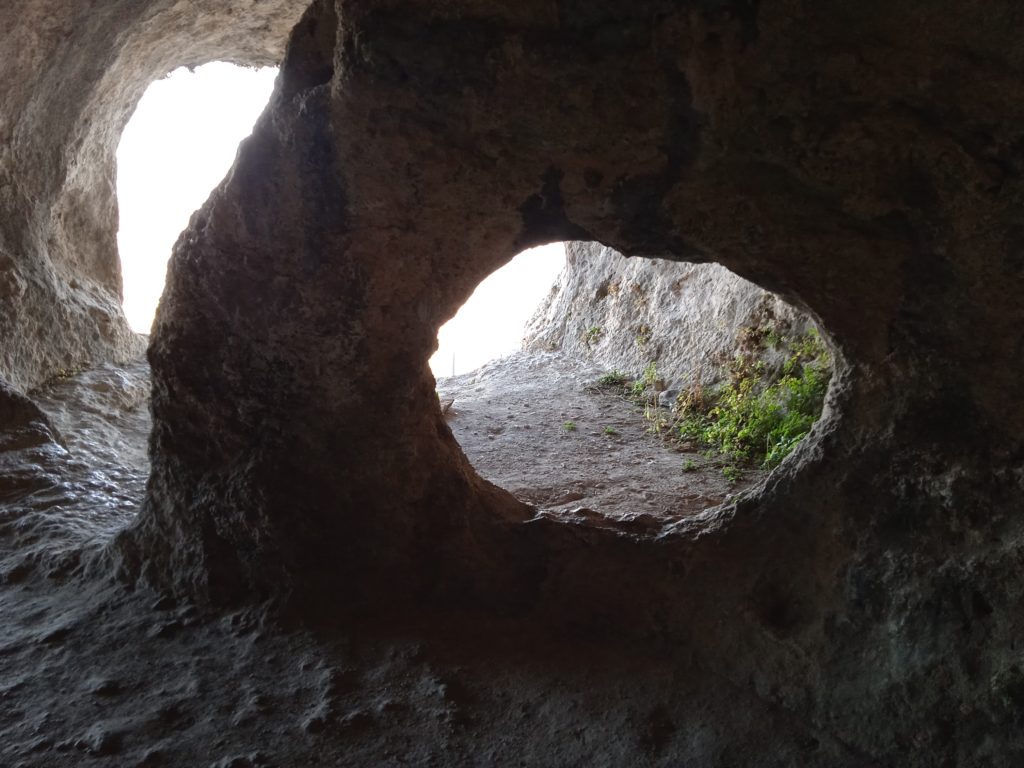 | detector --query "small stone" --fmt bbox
[74,724,122,756]
[136,746,168,766]
[23,736,52,754]
[302,701,331,733]
[85,676,122,697]
[38,624,74,644]
[339,709,372,730]
[210,755,259,768]
[147,620,182,639]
